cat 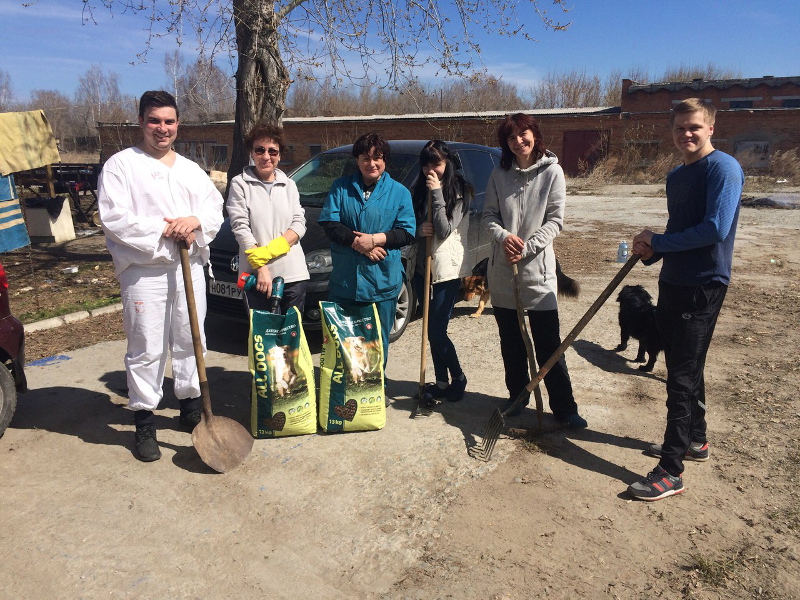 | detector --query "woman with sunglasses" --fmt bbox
[227,123,309,313]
